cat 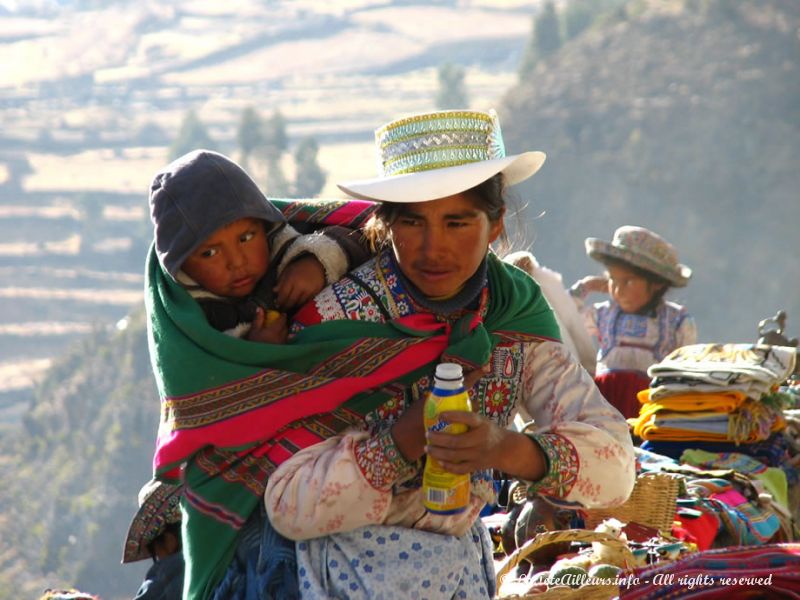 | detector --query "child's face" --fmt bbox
[182,217,269,298]
[606,263,663,314]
